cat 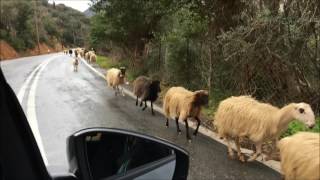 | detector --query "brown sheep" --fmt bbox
[163,87,209,141]
[133,76,161,115]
